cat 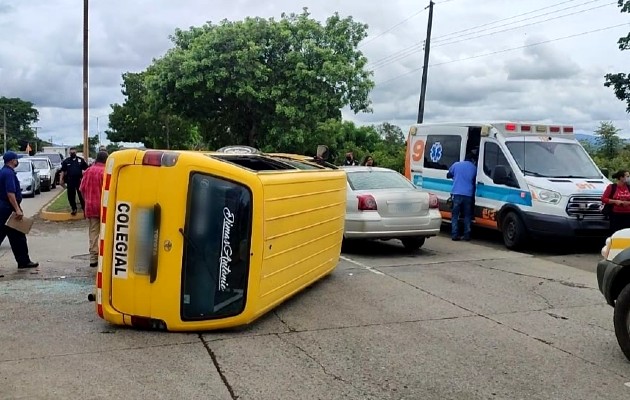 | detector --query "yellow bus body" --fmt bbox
[95,149,346,332]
